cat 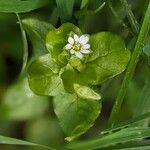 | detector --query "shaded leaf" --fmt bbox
[22,18,54,57]
[133,78,150,126]
[80,0,89,9]
[1,78,49,120]
[143,45,150,57]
